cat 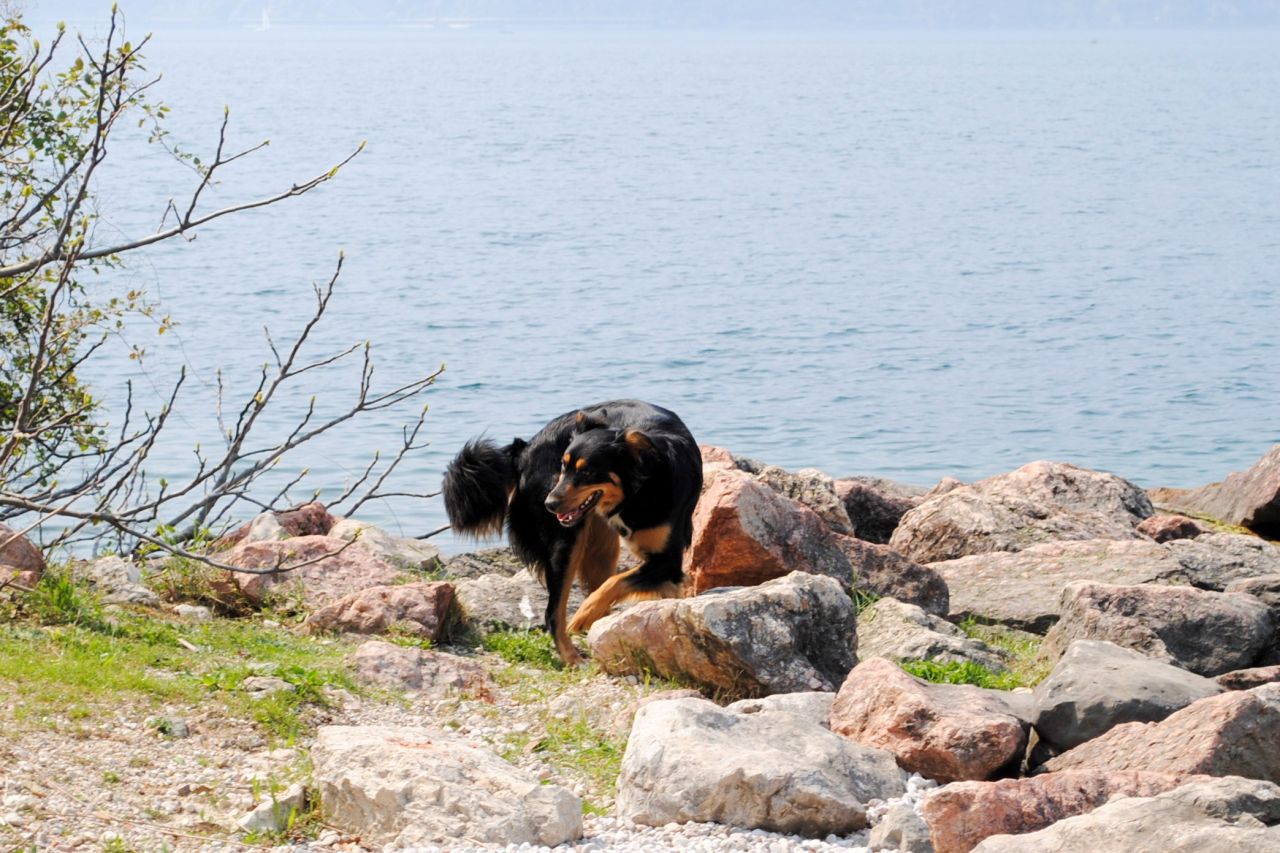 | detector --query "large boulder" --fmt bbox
[921,770,1207,853]
[452,569,583,636]
[829,658,1030,783]
[838,536,950,616]
[889,461,1153,564]
[971,776,1280,853]
[223,535,406,610]
[311,725,581,847]
[834,476,926,545]
[1041,581,1274,677]
[929,539,1184,633]
[1166,533,1280,590]
[351,641,494,700]
[1031,640,1223,753]
[1041,684,1280,783]
[589,571,857,698]
[1158,444,1280,537]
[684,471,852,594]
[0,522,44,588]
[857,598,1009,673]
[303,582,454,640]
[616,697,905,836]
